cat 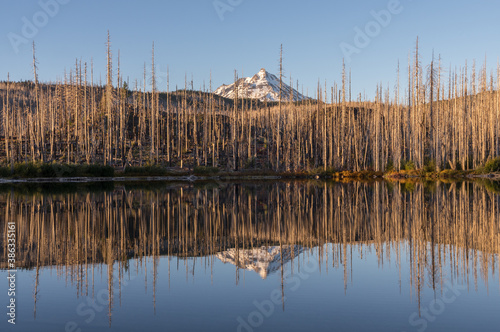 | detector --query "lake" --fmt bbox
[1,180,499,332]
